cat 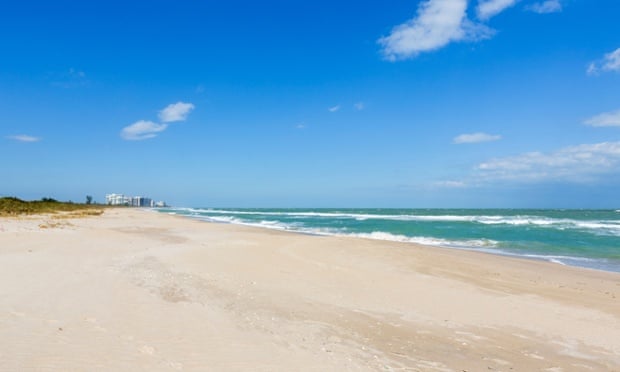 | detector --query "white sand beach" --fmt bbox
[1,208,618,371]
